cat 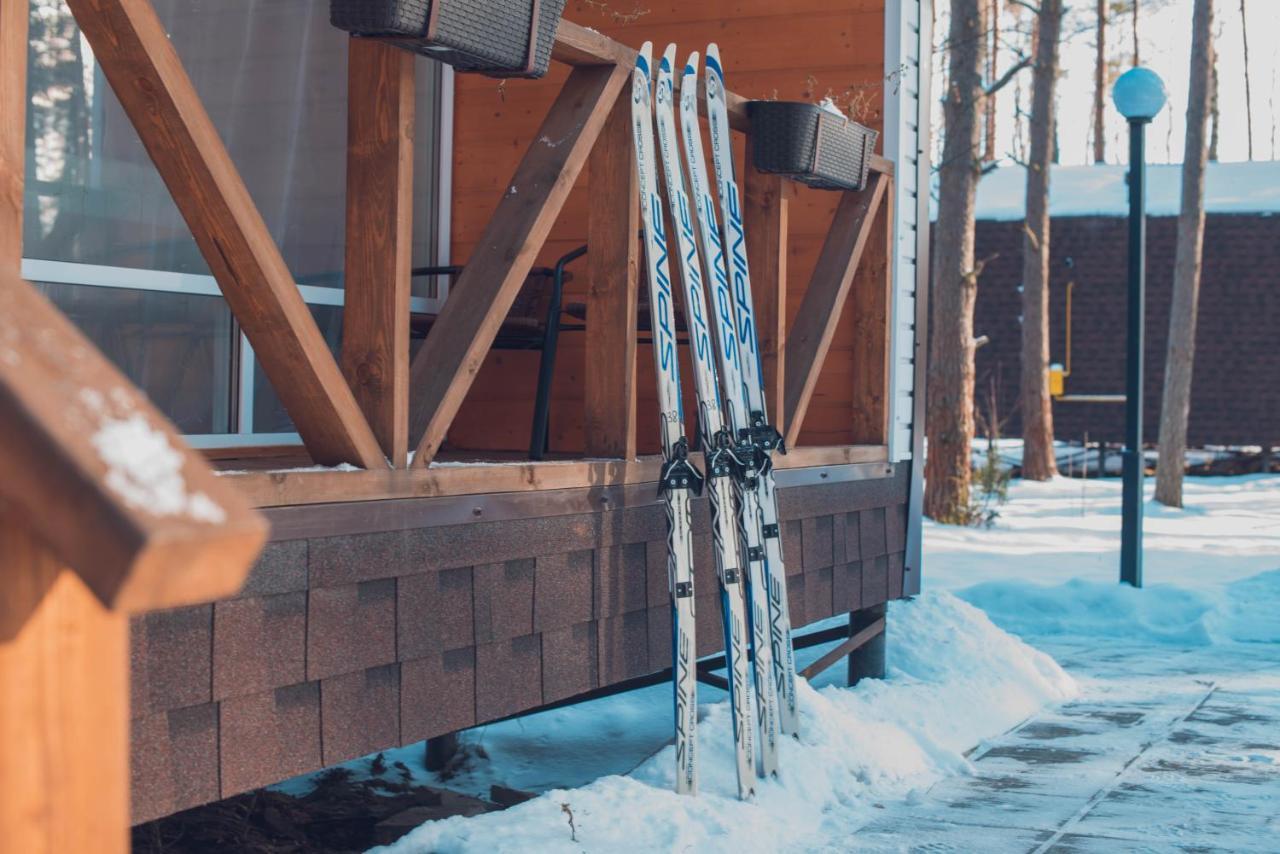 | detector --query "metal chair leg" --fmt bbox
[530,245,588,460]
